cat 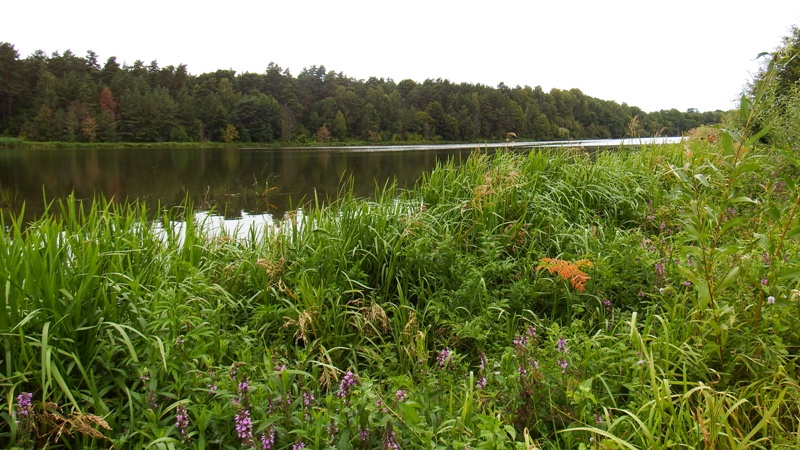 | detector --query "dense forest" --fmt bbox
[0,42,724,144]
